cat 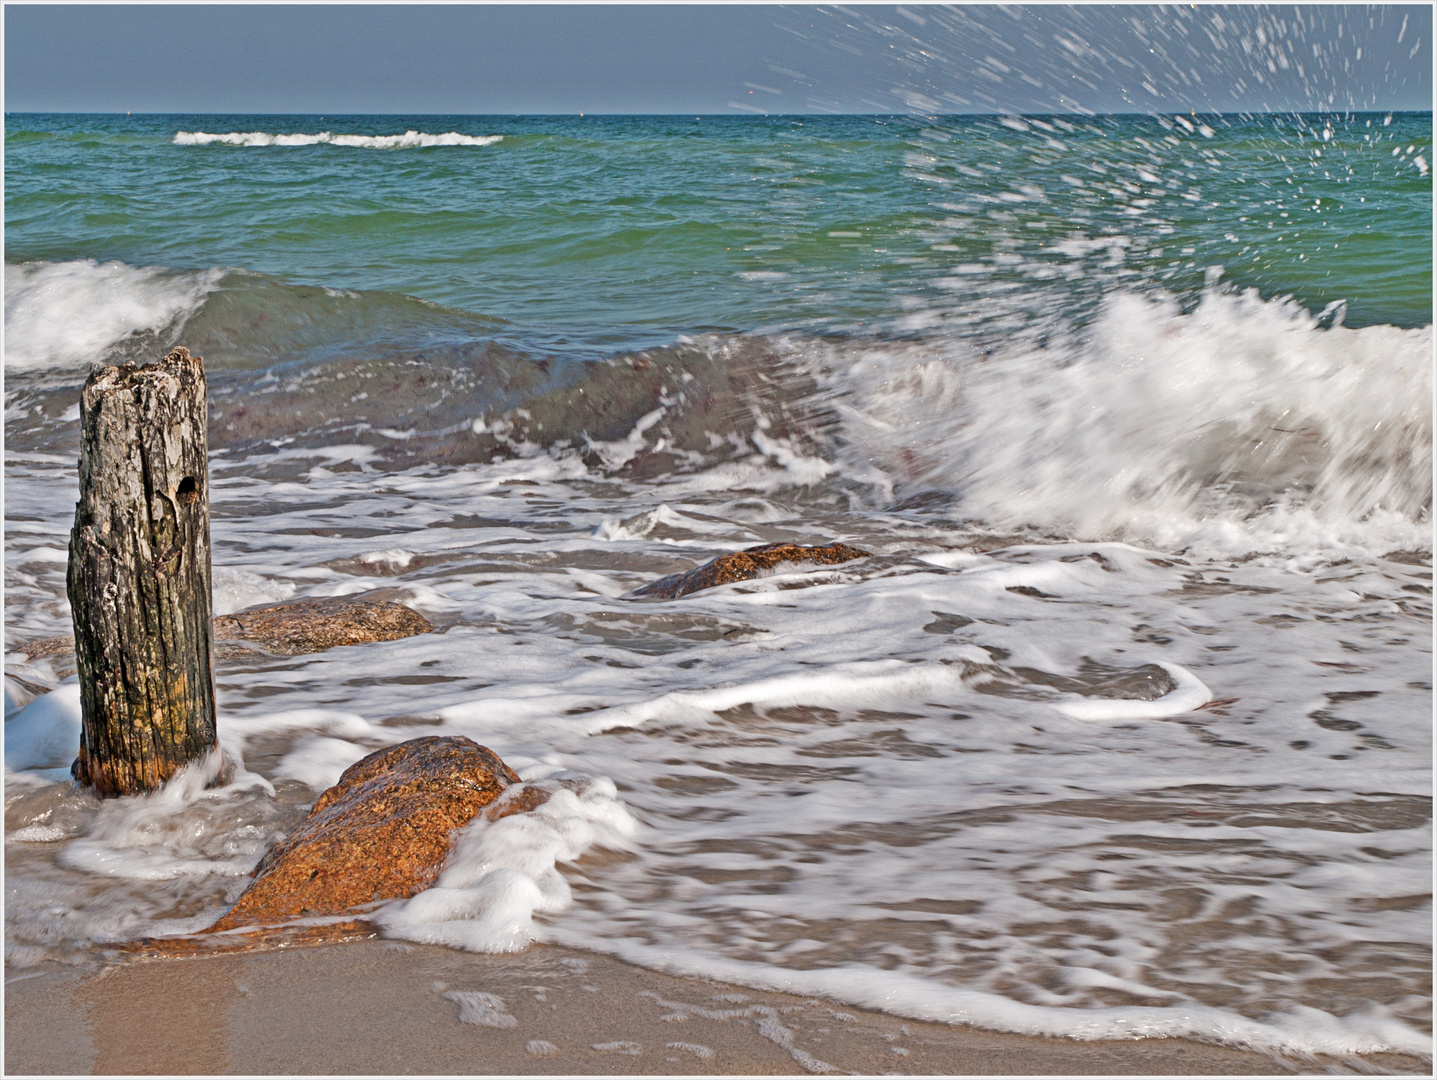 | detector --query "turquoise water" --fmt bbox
[5,111,1431,351]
